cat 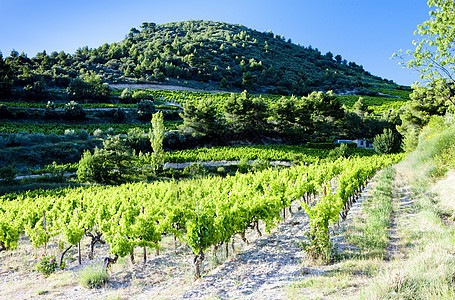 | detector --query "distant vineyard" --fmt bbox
[0,121,182,135]
[165,144,374,163]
